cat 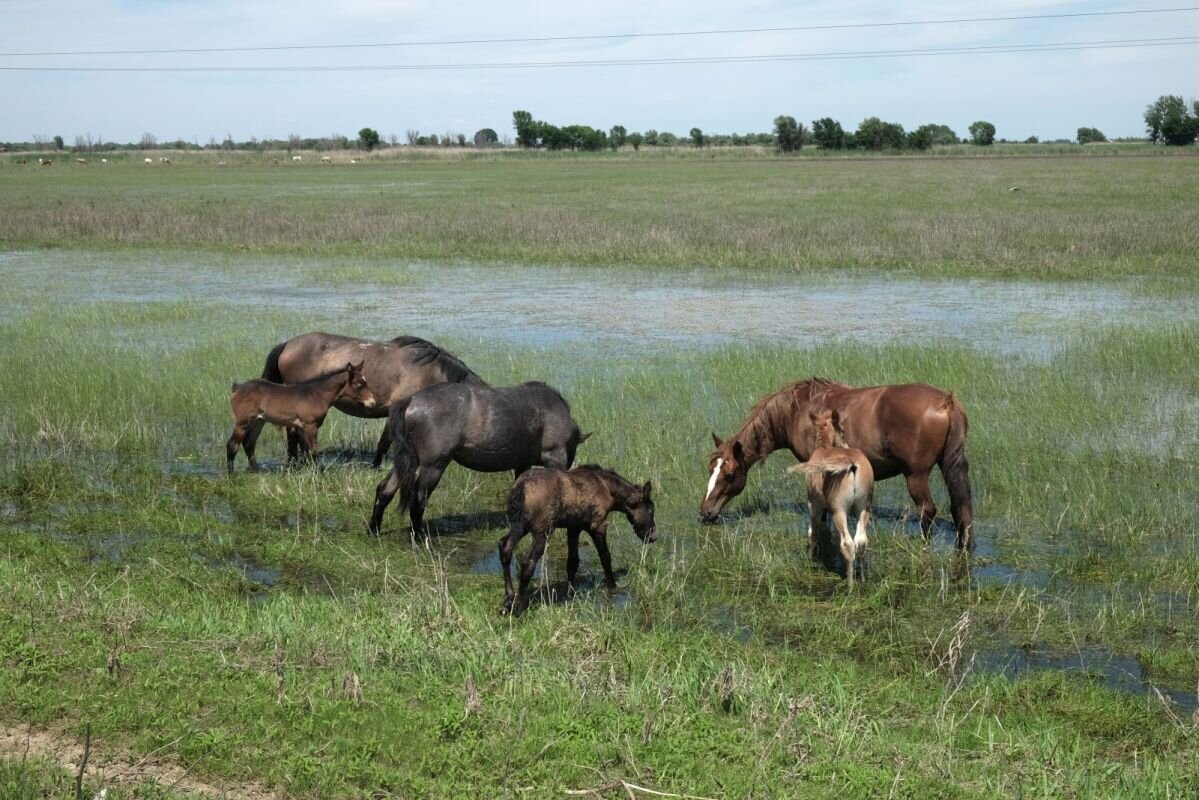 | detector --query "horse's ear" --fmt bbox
[642,481,652,499]
[578,431,593,444]
[344,362,354,372]
[711,433,724,448]
[352,360,364,370]
[732,440,743,460]
[809,411,820,423]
